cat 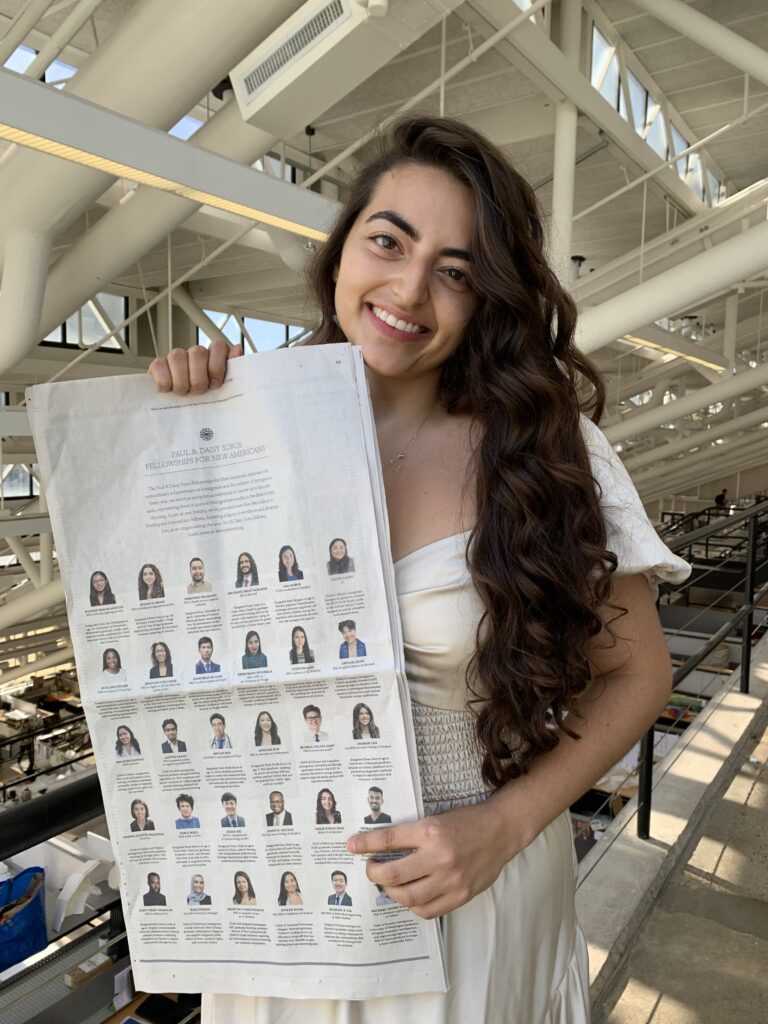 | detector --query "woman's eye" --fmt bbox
[371,233,398,251]
[441,266,468,286]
